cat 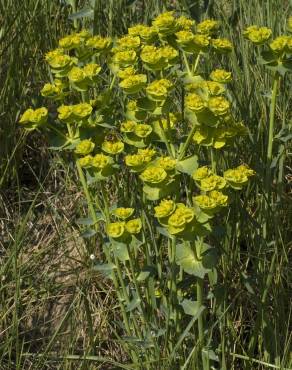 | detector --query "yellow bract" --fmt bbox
[59,34,82,49]
[269,36,290,53]
[119,74,147,94]
[125,218,142,234]
[176,16,195,31]
[212,38,233,52]
[197,19,220,35]
[113,50,137,67]
[107,222,125,238]
[152,11,176,35]
[210,69,232,83]
[185,93,206,112]
[193,166,212,181]
[78,155,93,168]
[91,153,111,169]
[86,36,112,51]
[208,96,230,116]
[19,107,48,130]
[154,199,176,218]
[75,139,95,155]
[120,120,137,133]
[102,140,124,155]
[134,124,152,138]
[118,67,136,79]
[146,78,173,100]
[243,26,272,45]
[167,204,194,234]
[224,164,255,189]
[156,157,176,171]
[117,35,141,50]
[140,166,167,184]
[200,174,226,191]
[113,207,134,220]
